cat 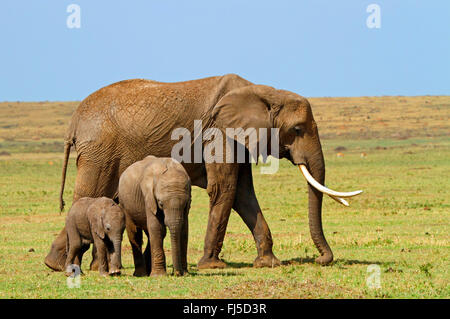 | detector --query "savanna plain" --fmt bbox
[0,95,448,298]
